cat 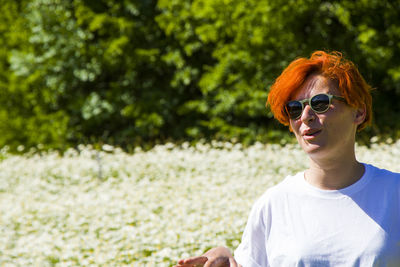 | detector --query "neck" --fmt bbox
[305,151,365,190]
